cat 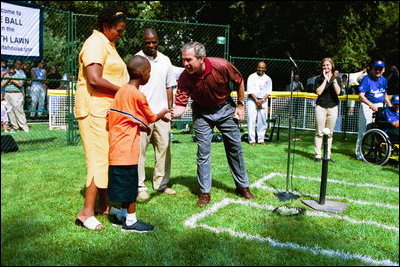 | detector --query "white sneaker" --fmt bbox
[137,191,150,200]
[161,188,176,195]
